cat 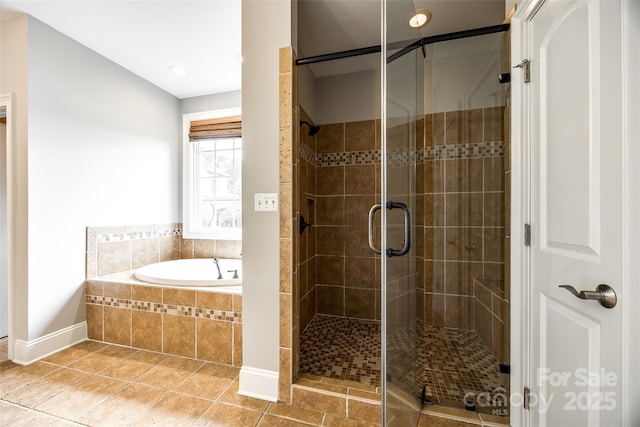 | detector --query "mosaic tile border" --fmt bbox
[91,225,182,243]
[300,142,318,166]
[317,150,382,167]
[425,141,504,161]
[86,295,242,323]
[309,141,504,168]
